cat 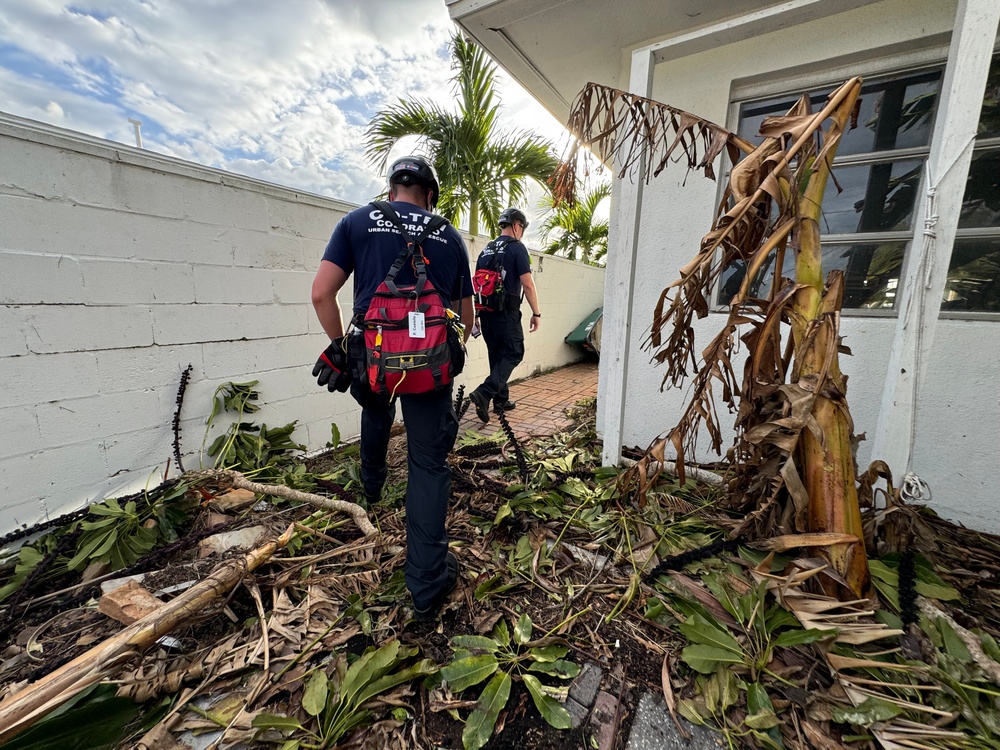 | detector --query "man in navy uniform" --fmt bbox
[311,155,474,620]
[469,207,541,423]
